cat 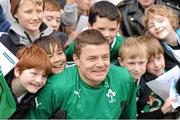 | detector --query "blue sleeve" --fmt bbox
[0,5,10,32]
